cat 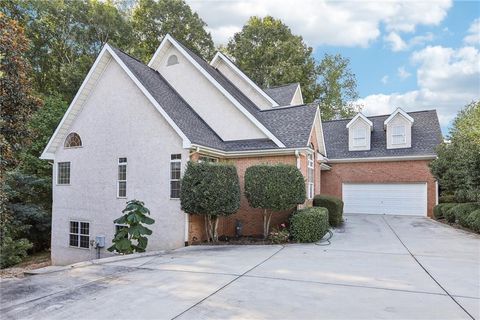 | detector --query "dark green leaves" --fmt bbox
[244,164,306,212]
[107,200,155,254]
